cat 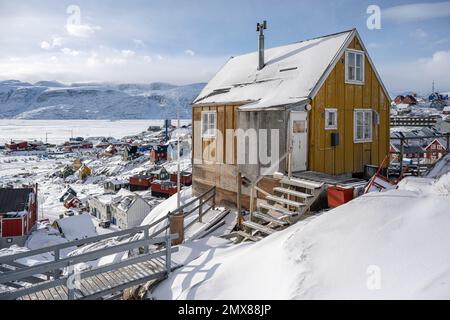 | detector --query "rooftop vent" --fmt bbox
[256,20,267,71]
